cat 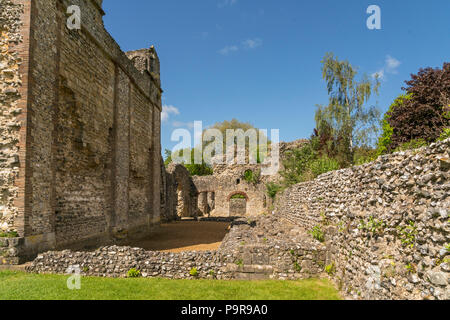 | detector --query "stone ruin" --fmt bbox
[1,0,449,301]
[1,0,164,263]
[27,139,450,300]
